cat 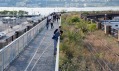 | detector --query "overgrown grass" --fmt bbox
[60,12,97,71]
[60,12,119,71]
